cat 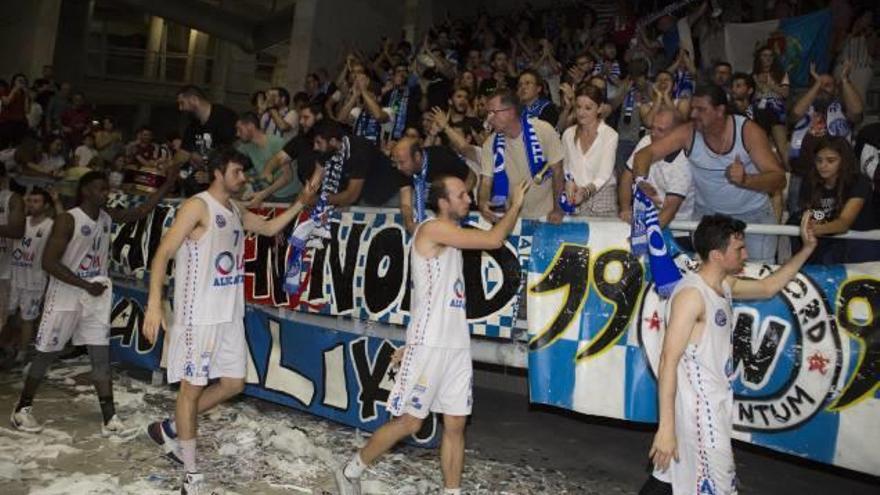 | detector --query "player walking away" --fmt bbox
[639,213,817,495]
[7,187,62,365]
[10,170,176,436]
[335,176,529,495]
[0,164,26,361]
[142,148,316,495]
